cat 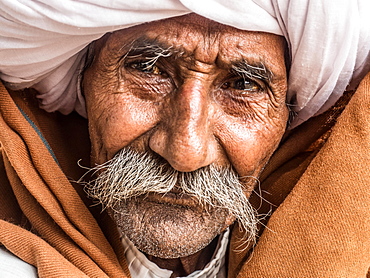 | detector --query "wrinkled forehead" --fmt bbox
[94,14,286,71]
